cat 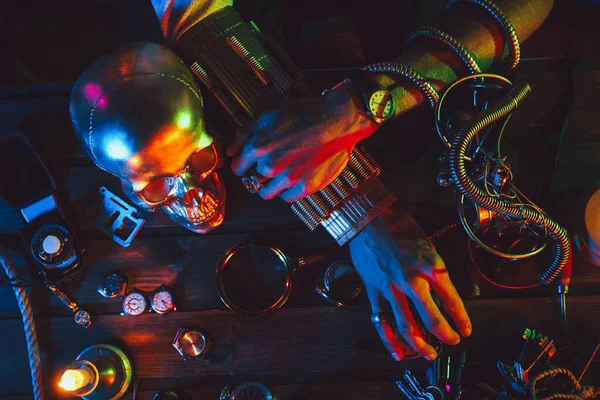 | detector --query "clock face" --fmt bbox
[151,290,174,313]
[100,274,126,298]
[123,292,147,316]
[368,89,394,121]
